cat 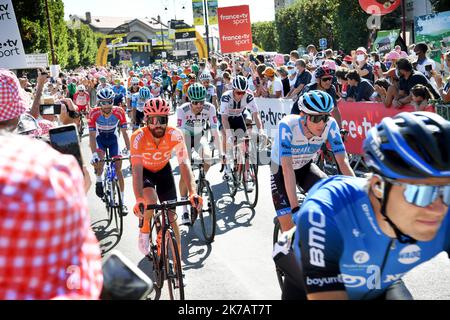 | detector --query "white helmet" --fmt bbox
[199,72,213,82]
[77,85,86,91]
